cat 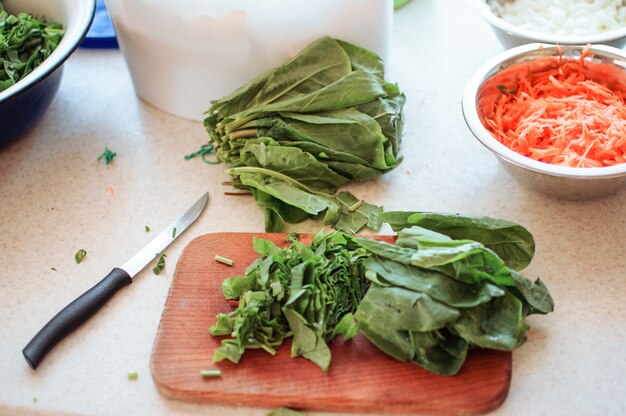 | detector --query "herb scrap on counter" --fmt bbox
[200,36,405,233]
[74,249,87,264]
[184,143,219,165]
[152,252,167,275]
[0,4,64,92]
[127,371,138,380]
[97,147,117,165]
[209,213,554,375]
[145,226,150,232]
